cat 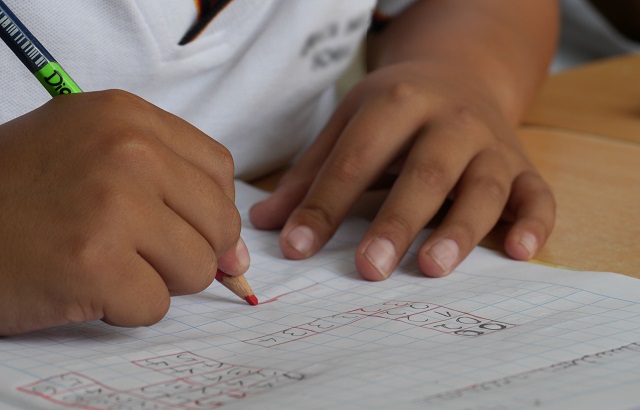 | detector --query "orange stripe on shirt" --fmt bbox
[180,0,235,45]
